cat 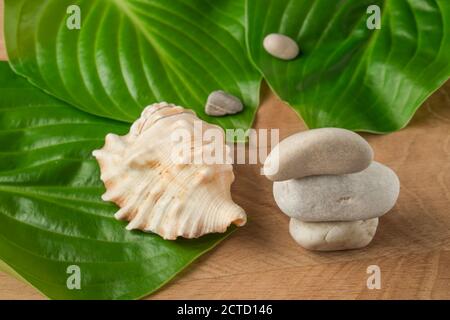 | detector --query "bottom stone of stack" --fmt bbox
[289,218,379,251]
